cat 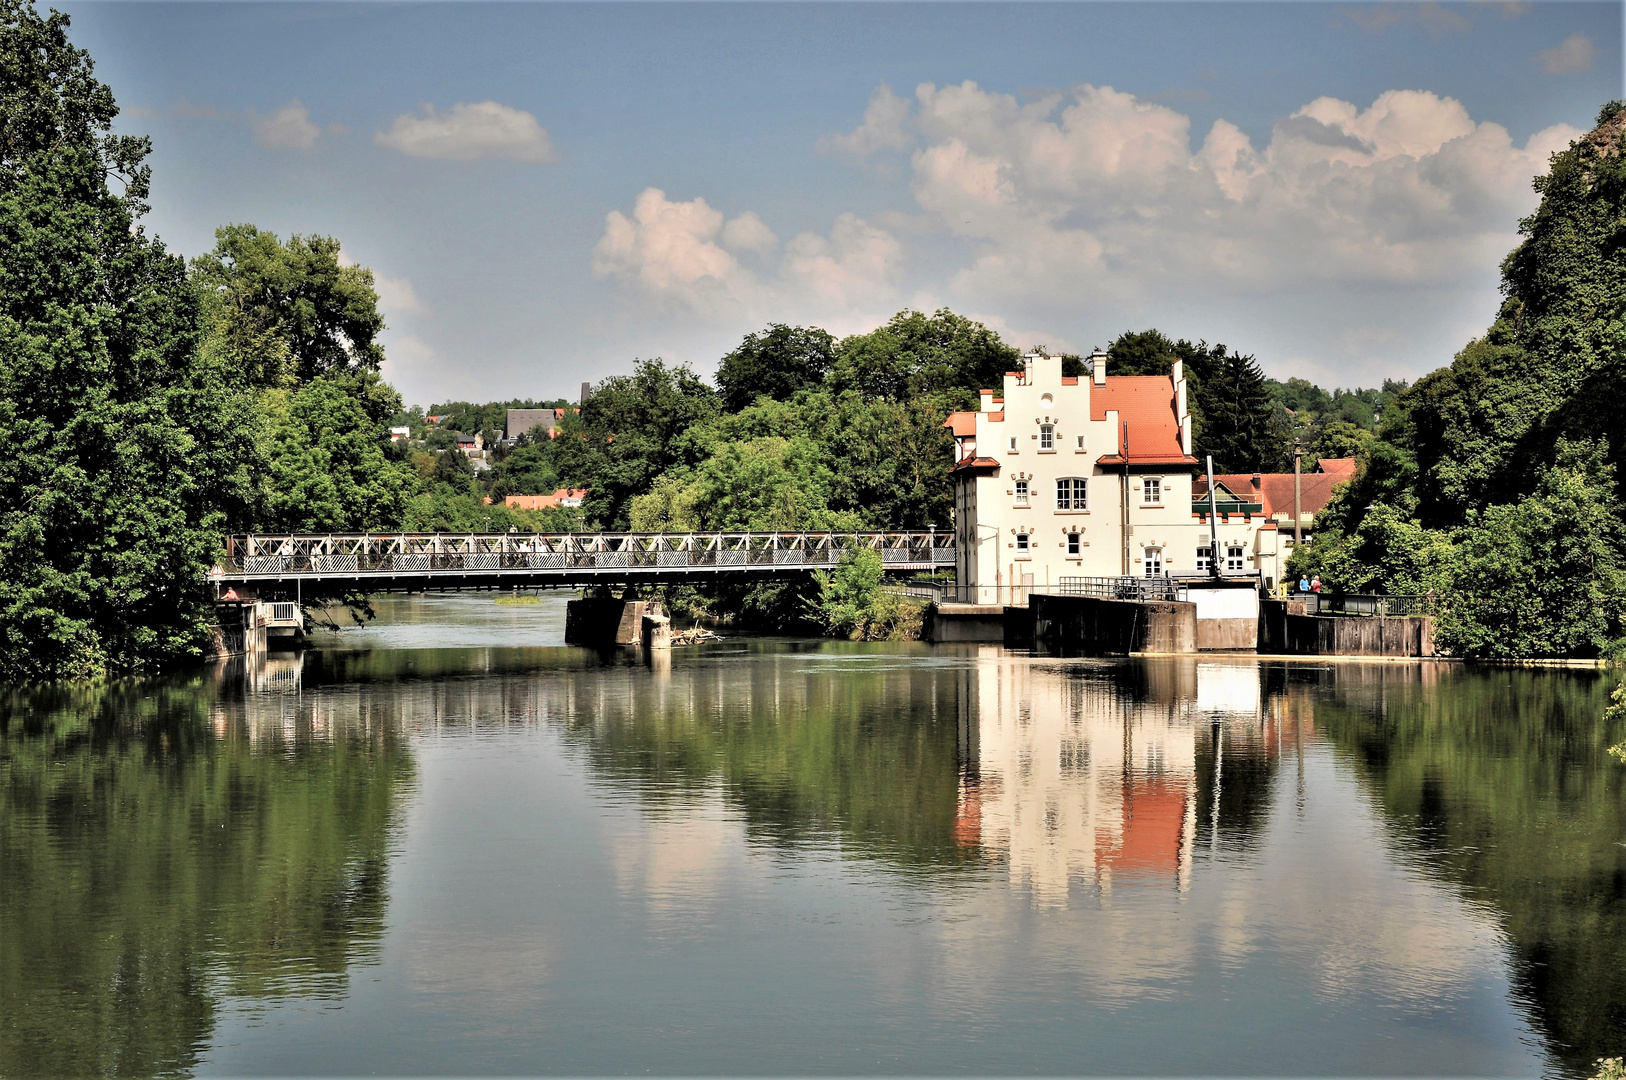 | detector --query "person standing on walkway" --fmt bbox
[1299,573,1310,594]
[1310,575,1322,593]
